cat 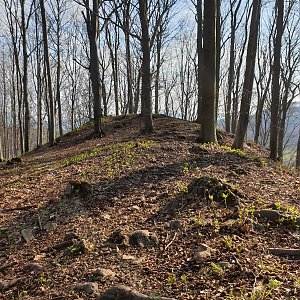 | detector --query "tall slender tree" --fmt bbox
[196,0,203,124]
[138,0,153,133]
[270,0,284,161]
[40,0,56,145]
[233,0,261,149]
[198,0,217,143]
[83,0,104,137]
[296,130,300,169]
